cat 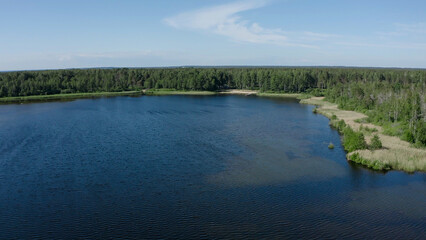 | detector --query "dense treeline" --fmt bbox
[0,67,425,146]
[326,77,425,146]
[0,67,325,95]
